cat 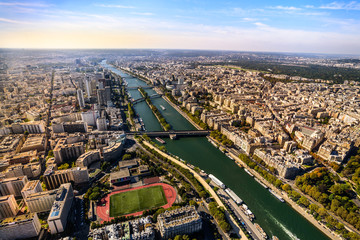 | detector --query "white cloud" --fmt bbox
[94,4,135,9]
[0,17,26,24]
[0,1,49,7]
[320,1,360,10]
[269,6,302,11]
[130,12,154,16]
